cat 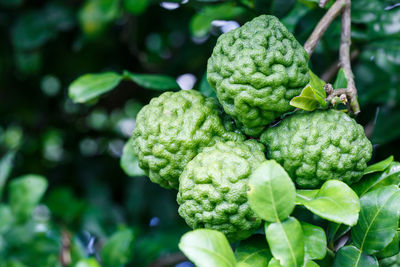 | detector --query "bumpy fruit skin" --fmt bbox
[207,15,309,136]
[260,109,372,188]
[132,90,243,189]
[177,140,265,242]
